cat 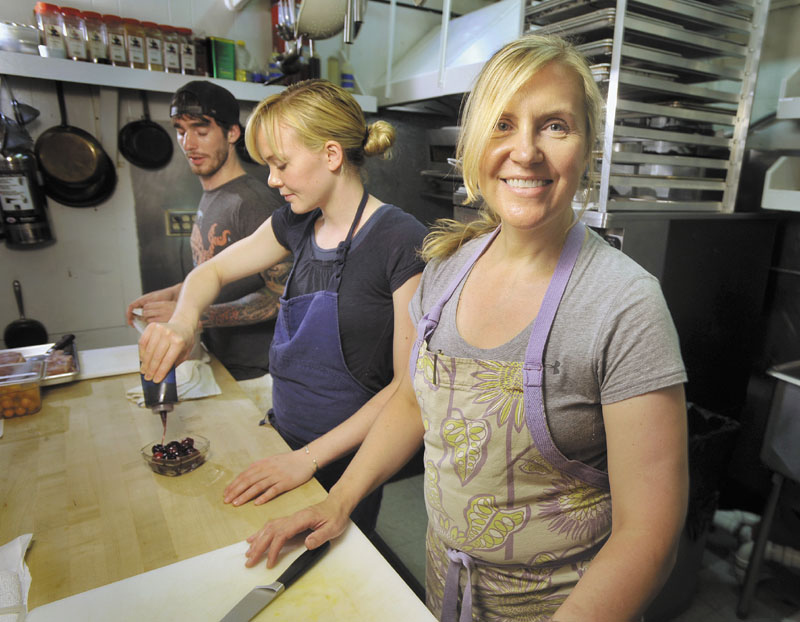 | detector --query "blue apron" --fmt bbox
[268,190,375,446]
